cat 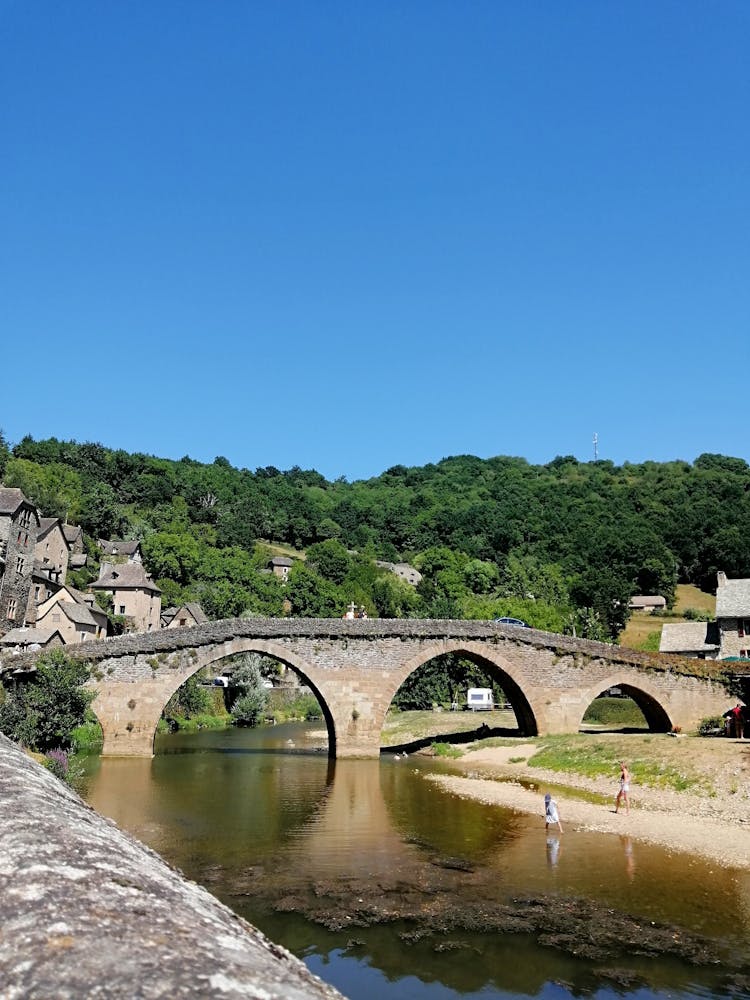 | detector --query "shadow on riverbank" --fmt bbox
[382,724,520,755]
